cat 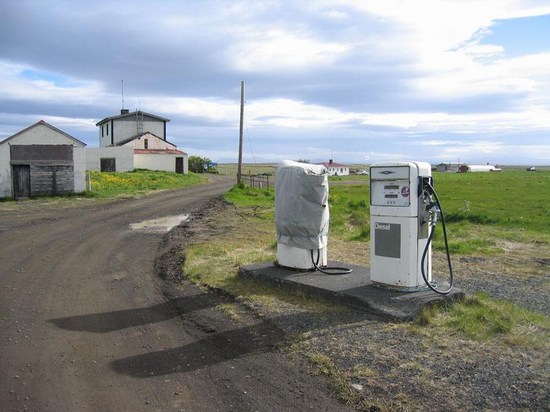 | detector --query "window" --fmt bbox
[144,138,148,149]
[101,125,104,137]
[106,123,109,135]
[100,158,116,172]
